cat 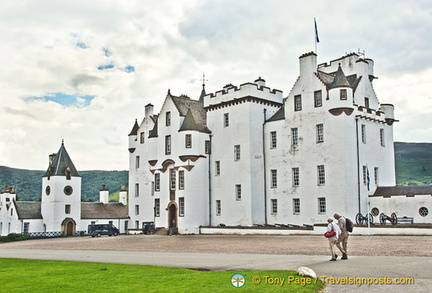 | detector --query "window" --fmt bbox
[271,199,278,215]
[374,167,379,185]
[179,170,185,190]
[234,145,241,161]
[363,166,369,185]
[235,184,242,201]
[340,89,347,100]
[365,97,370,109]
[170,169,176,190]
[292,167,299,187]
[155,173,160,191]
[380,129,385,147]
[179,197,185,217]
[361,124,366,144]
[166,111,171,126]
[314,90,322,107]
[135,221,139,228]
[24,222,30,234]
[224,113,229,127]
[271,170,277,188]
[136,156,140,169]
[316,124,324,143]
[291,128,298,146]
[135,205,139,215]
[124,221,129,232]
[140,132,145,144]
[216,200,221,216]
[371,207,380,217]
[185,134,192,148]
[165,135,171,155]
[64,185,73,195]
[205,140,211,154]
[154,199,160,217]
[318,197,326,214]
[65,205,71,214]
[135,183,139,197]
[419,207,429,217]
[270,131,277,149]
[215,161,221,176]
[317,165,325,185]
[294,95,302,111]
[293,198,300,214]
